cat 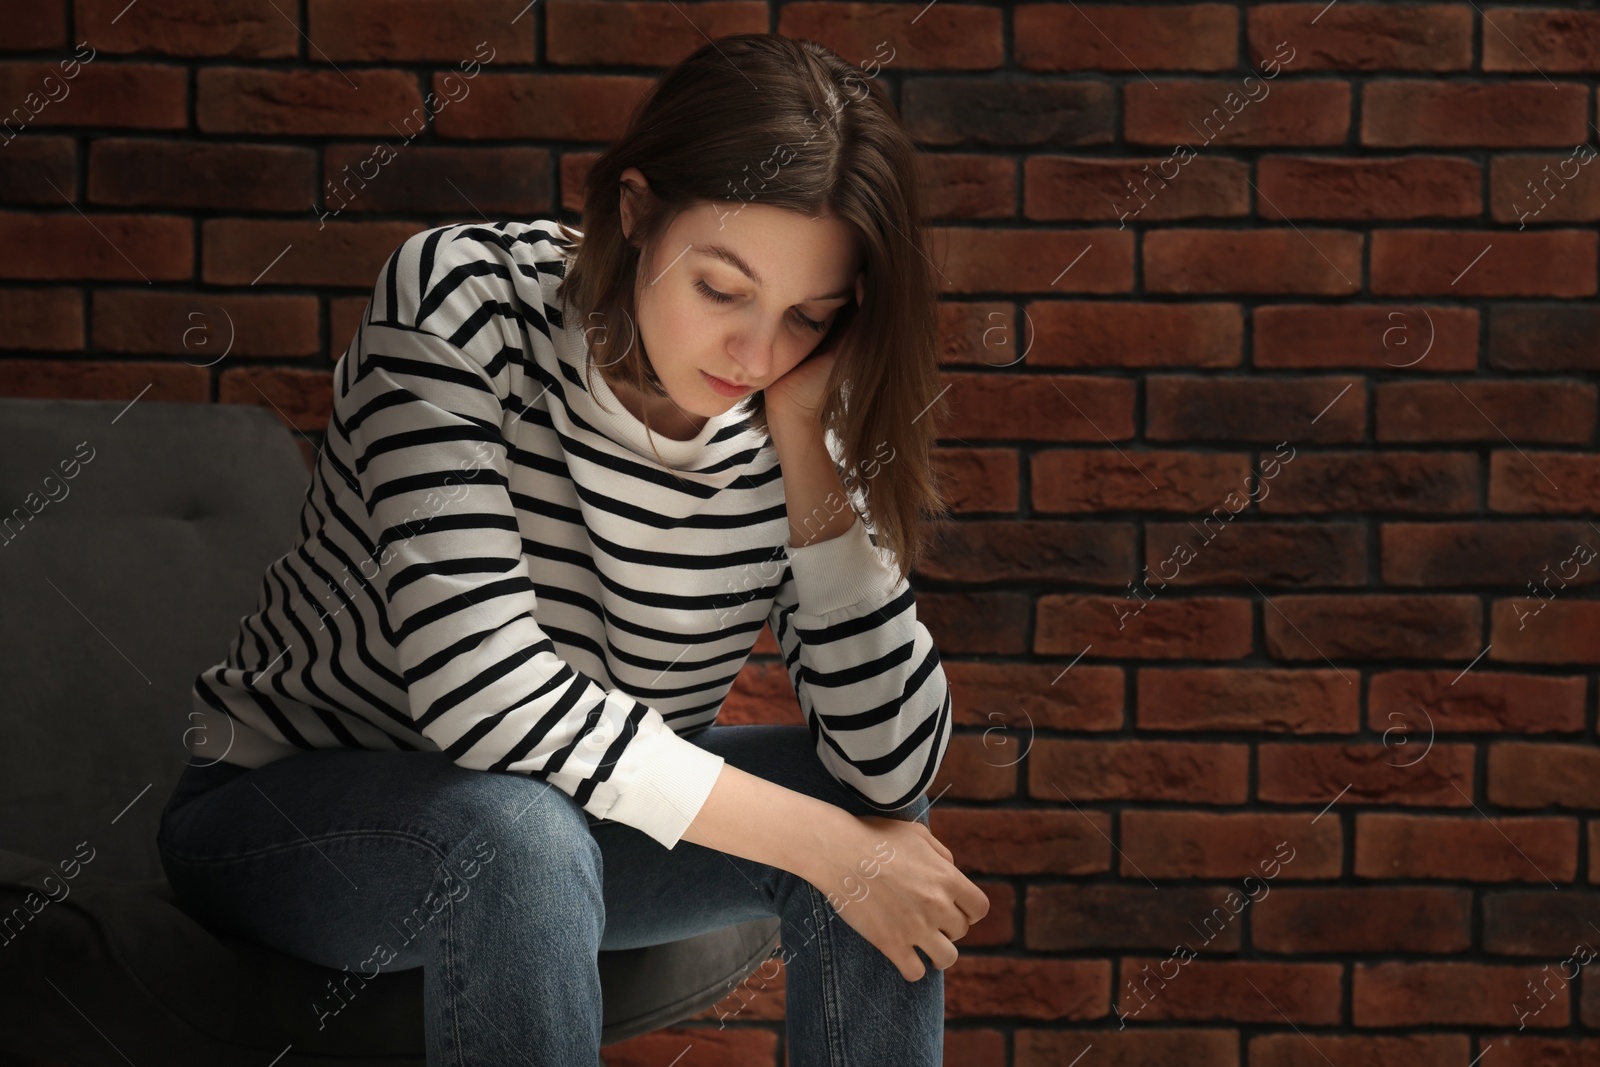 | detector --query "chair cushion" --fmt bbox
[0,847,781,1064]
